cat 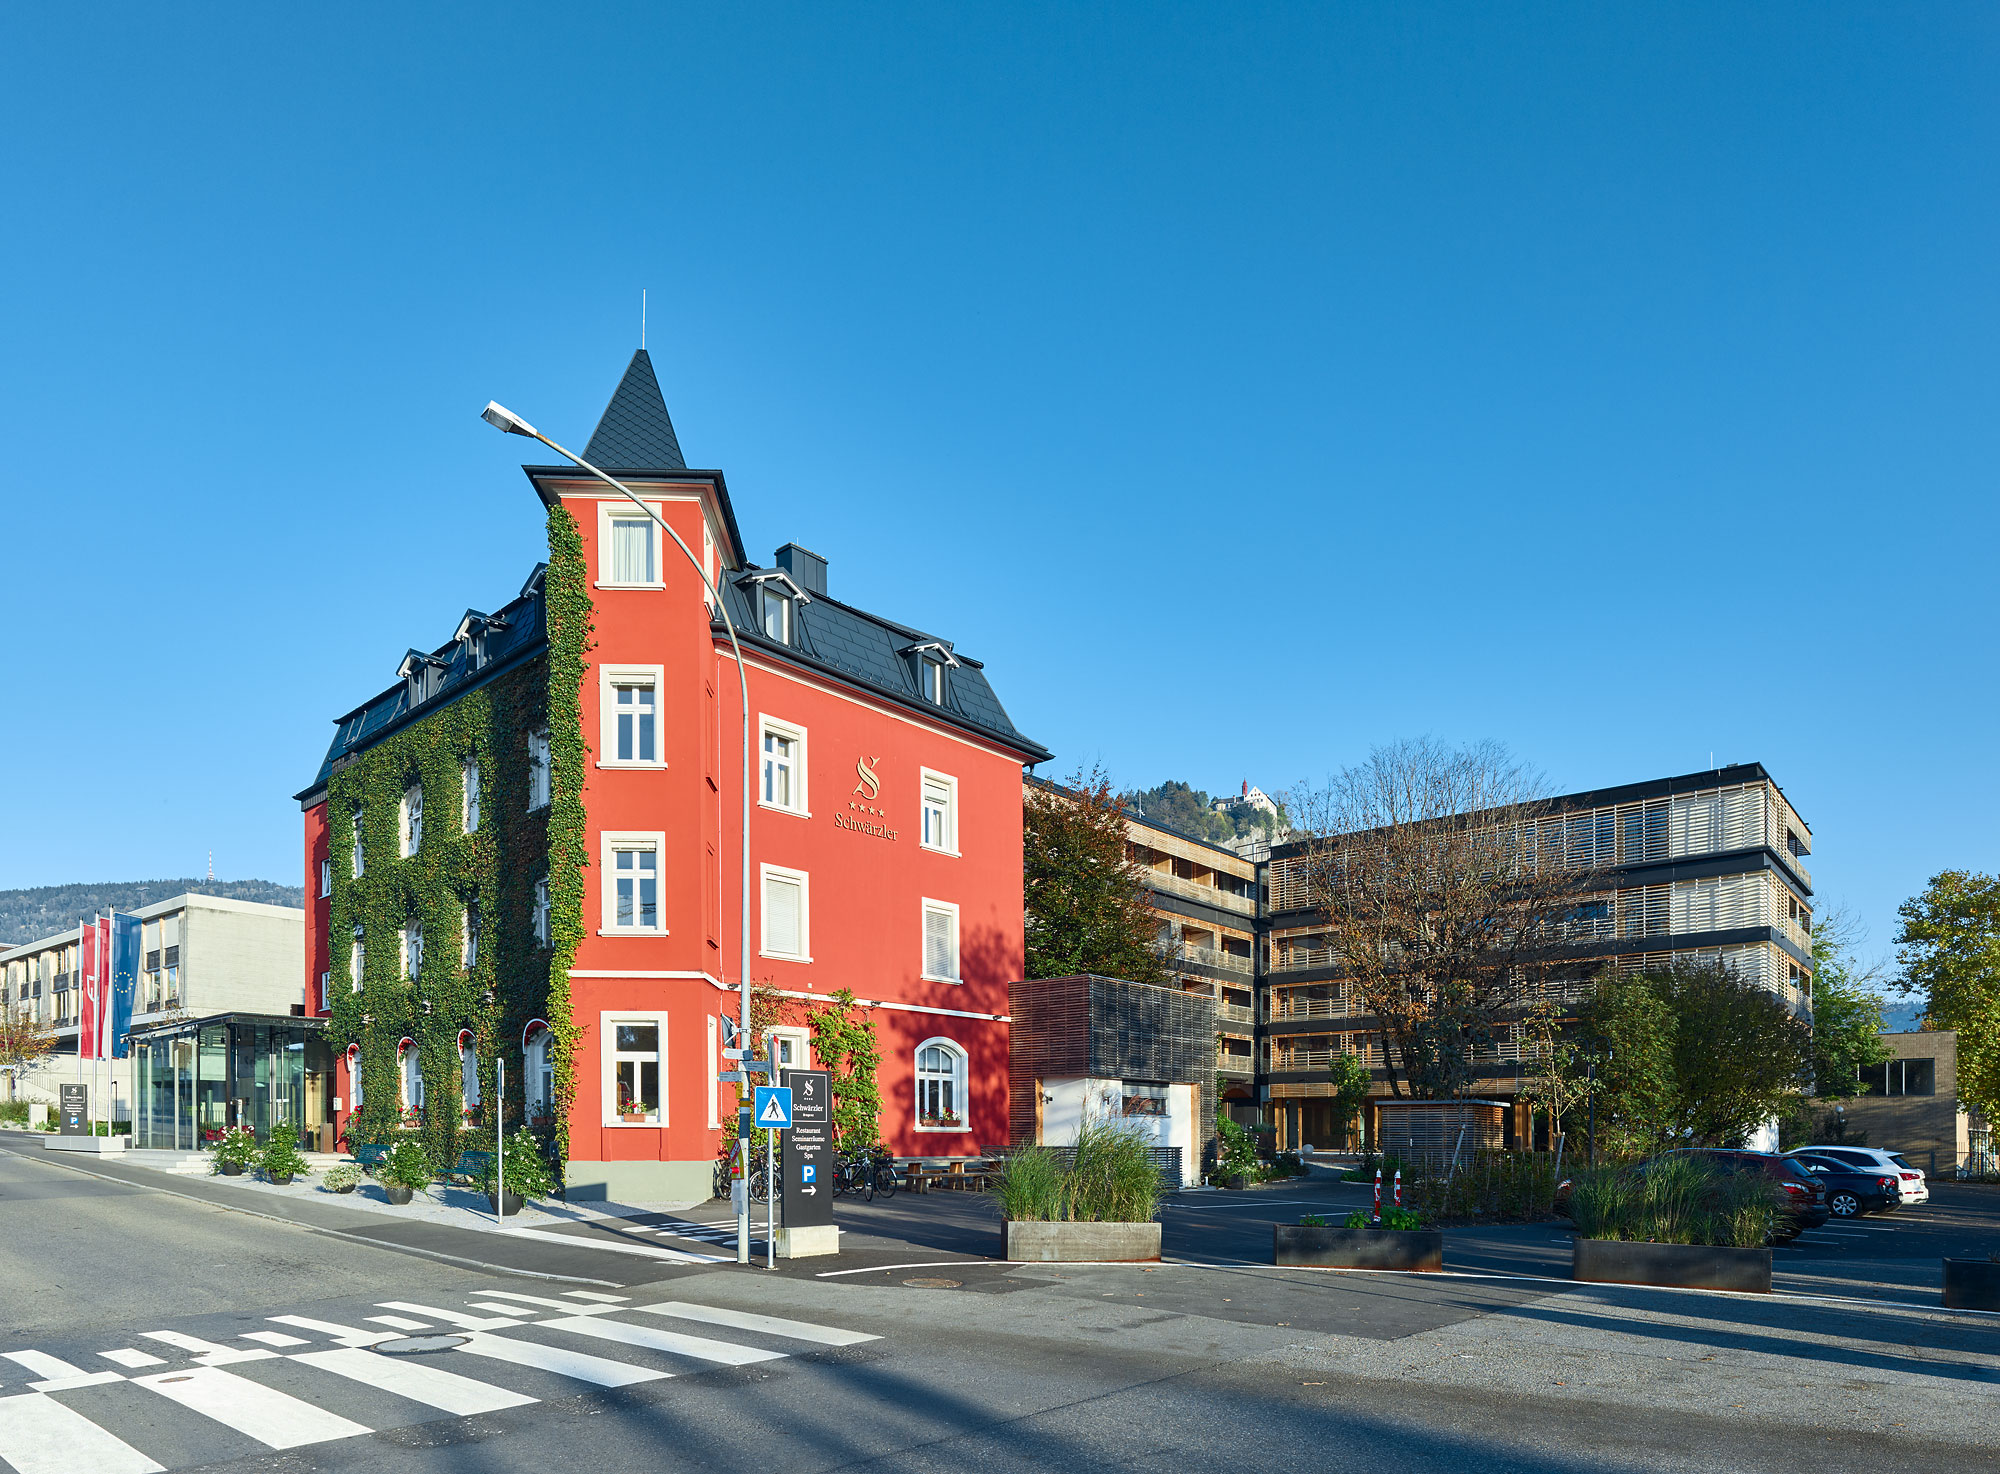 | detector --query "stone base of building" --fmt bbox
[779,1224,840,1258]
[564,1157,714,1203]
[45,1135,128,1154]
